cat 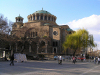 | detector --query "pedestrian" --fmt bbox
[98,57,100,64]
[59,56,62,65]
[10,54,14,66]
[75,56,77,62]
[94,57,96,64]
[95,56,98,64]
[72,56,76,64]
